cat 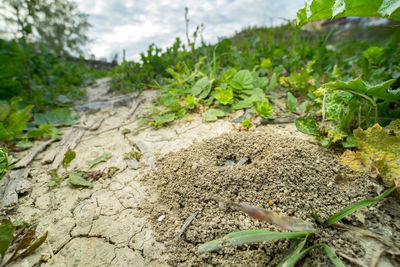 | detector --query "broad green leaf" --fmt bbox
[62,150,76,169]
[0,219,14,259]
[88,153,112,169]
[230,70,254,90]
[215,87,233,105]
[27,124,60,139]
[362,46,384,65]
[68,173,93,187]
[153,113,175,126]
[199,230,309,253]
[16,139,33,149]
[325,78,398,102]
[295,116,319,136]
[342,135,357,148]
[296,0,400,26]
[202,108,226,122]
[0,105,33,141]
[33,108,79,127]
[379,0,400,16]
[261,58,272,69]
[287,92,297,112]
[254,101,273,120]
[191,77,210,96]
[254,76,269,89]
[341,120,400,186]
[232,98,254,110]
